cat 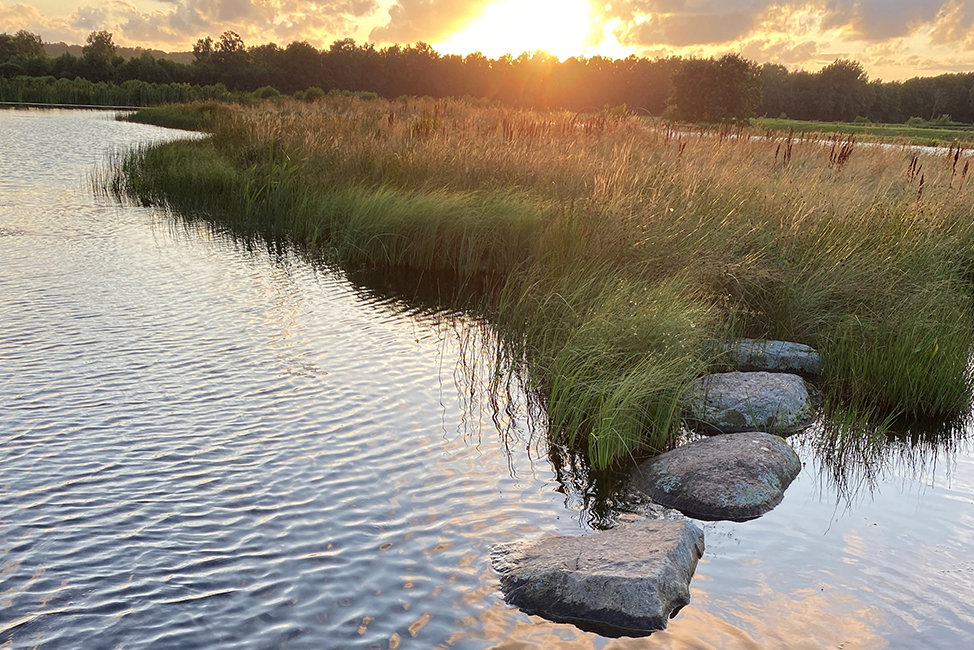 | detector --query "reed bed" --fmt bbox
[118,97,974,467]
[0,75,235,107]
